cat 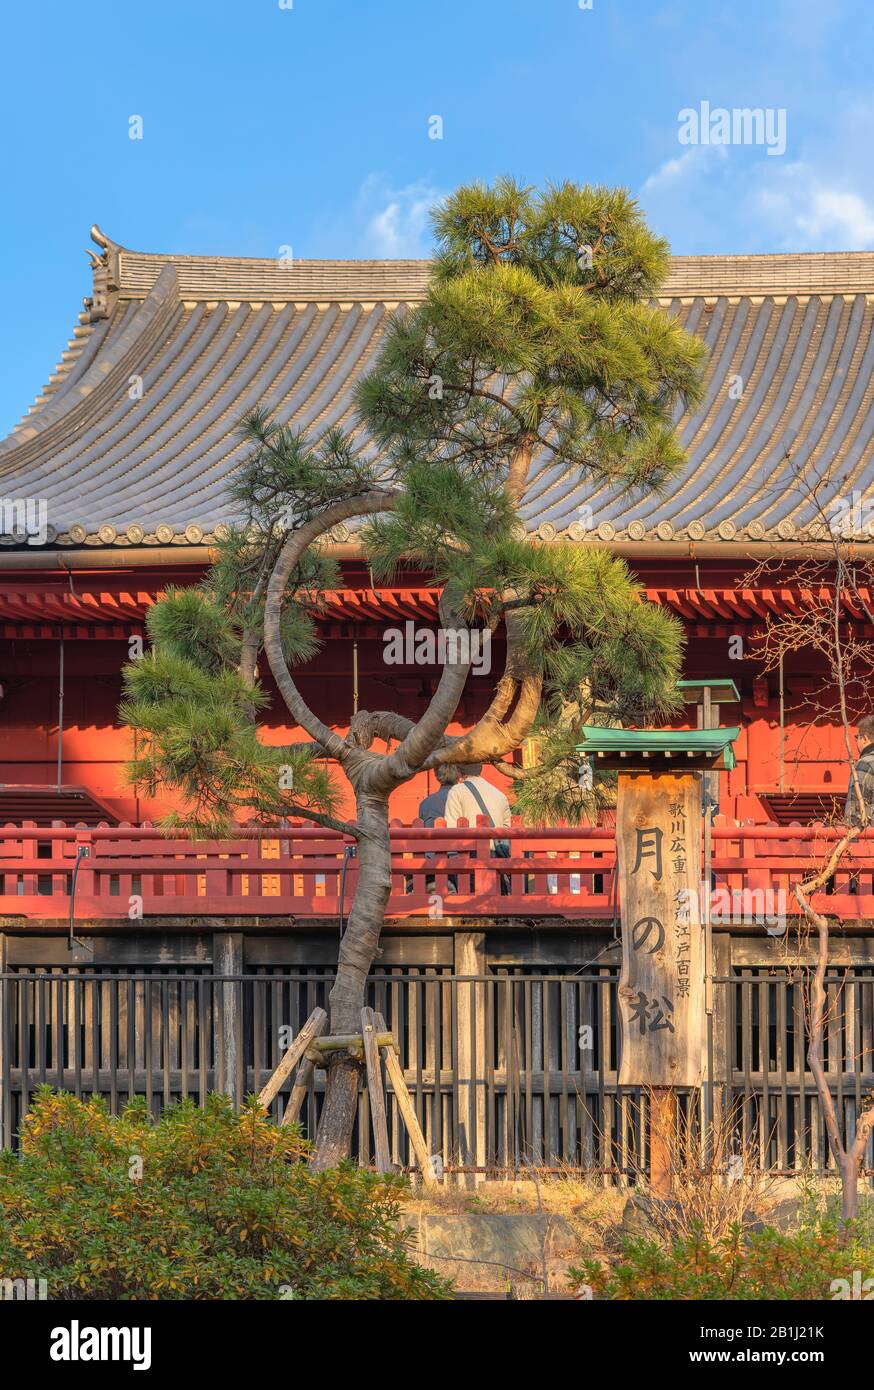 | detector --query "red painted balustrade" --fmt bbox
[1,820,873,923]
